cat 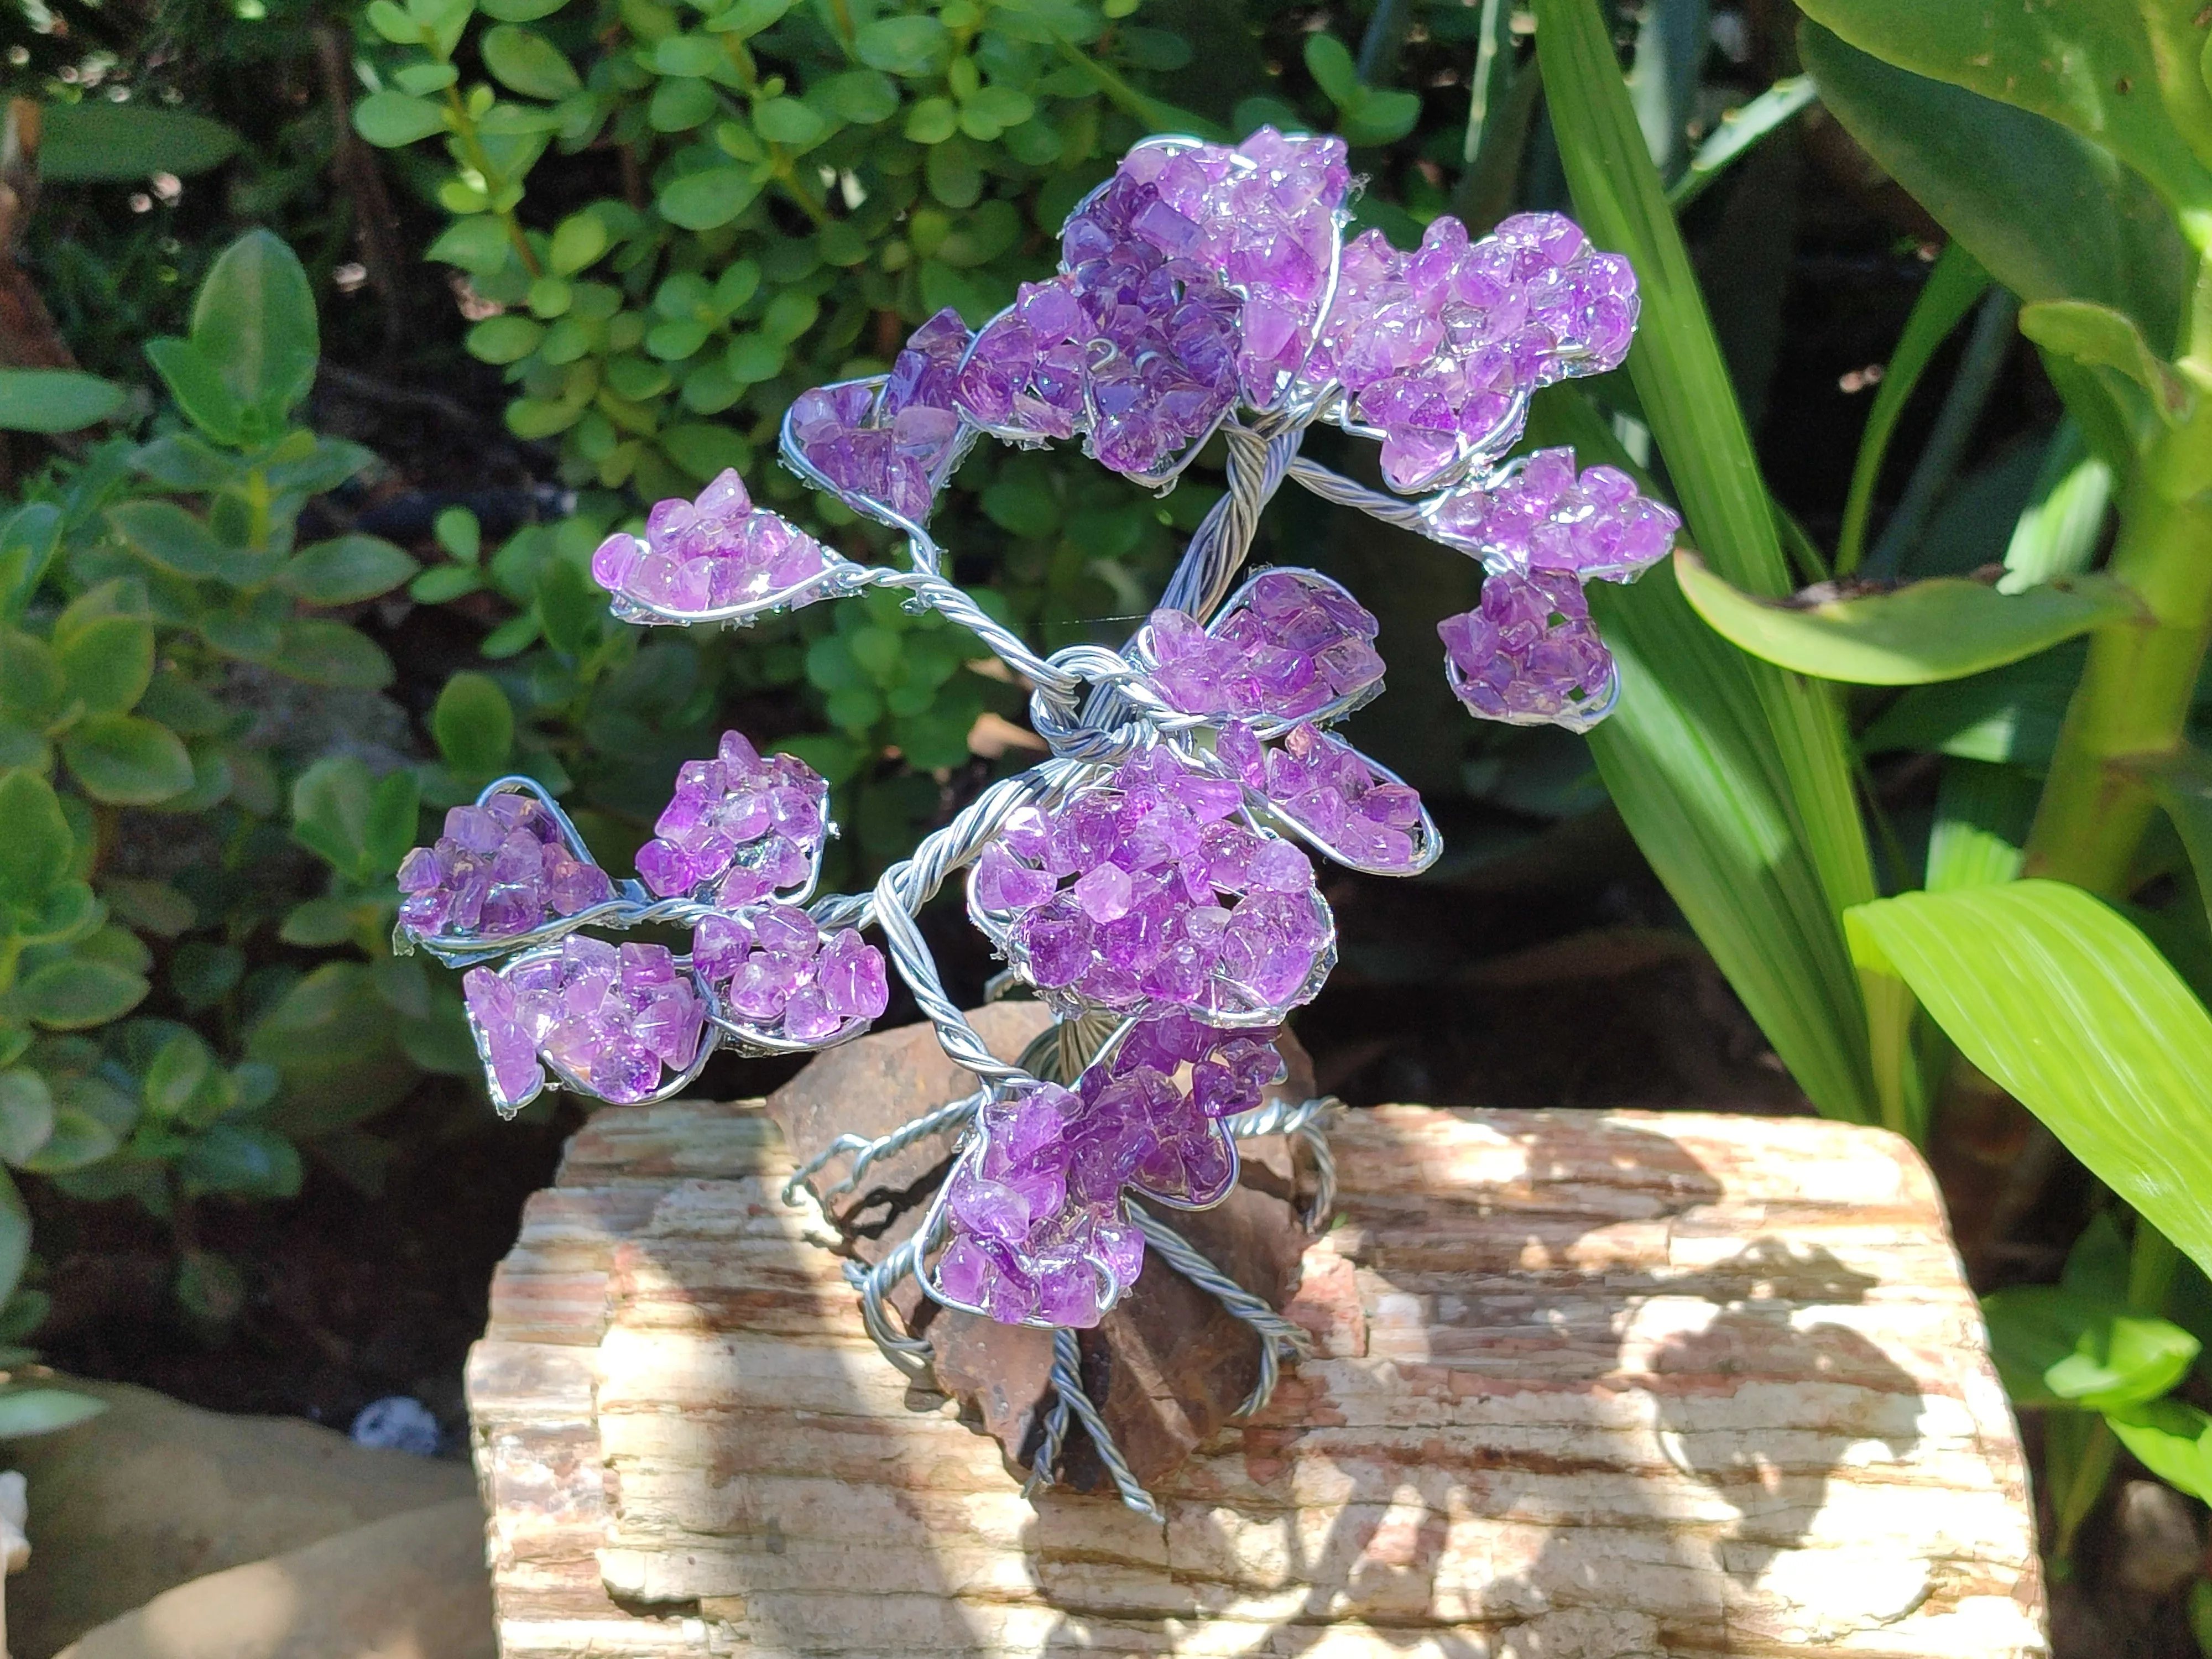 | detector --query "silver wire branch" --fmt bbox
[1160,419,1313,623]
[1228,1094,1343,1230]
[781,1088,985,1209]
[843,1226,940,1381]
[1043,1326,1161,1520]
[1130,1205,1312,1417]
